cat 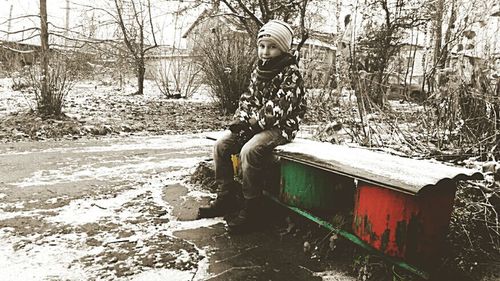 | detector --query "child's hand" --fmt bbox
[228,120,247,133]
[249,118,263,133]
